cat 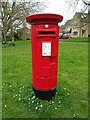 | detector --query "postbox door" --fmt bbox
[32,24,59,90]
